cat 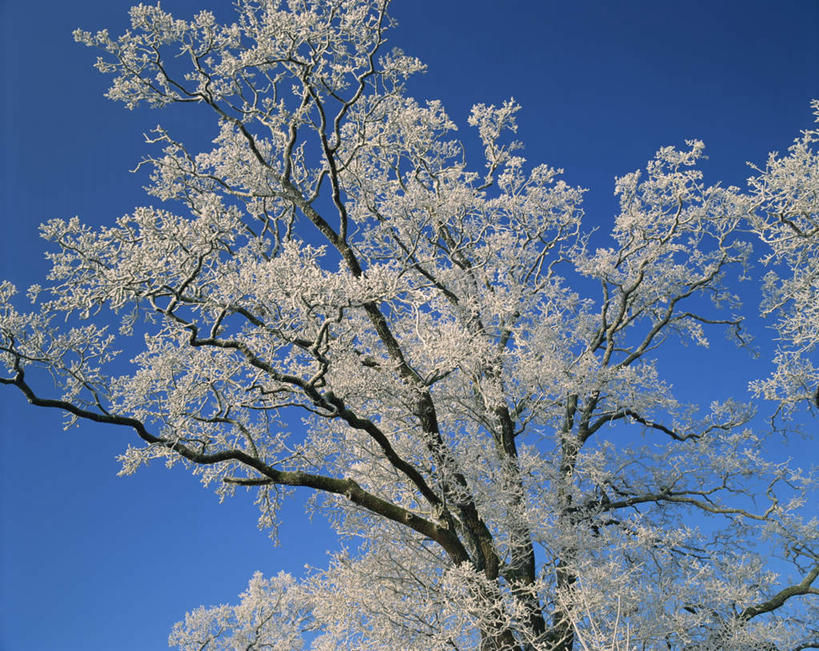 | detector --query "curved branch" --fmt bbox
[739,564,819,621]
[0,363,470,565]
